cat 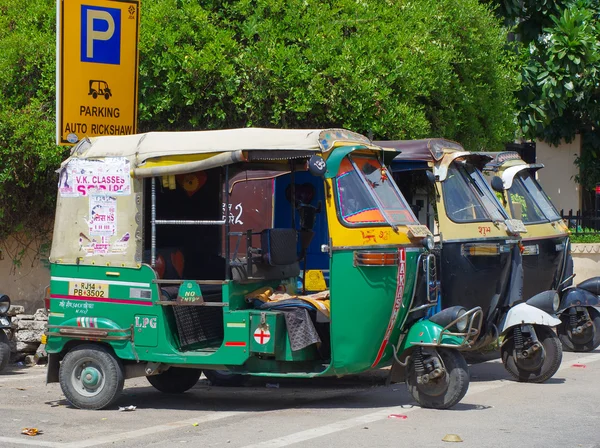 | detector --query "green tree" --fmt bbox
[0,0,517,243]
[486,0,600,207]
